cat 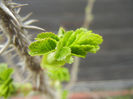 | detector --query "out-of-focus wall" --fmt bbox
[17,0,133,81]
